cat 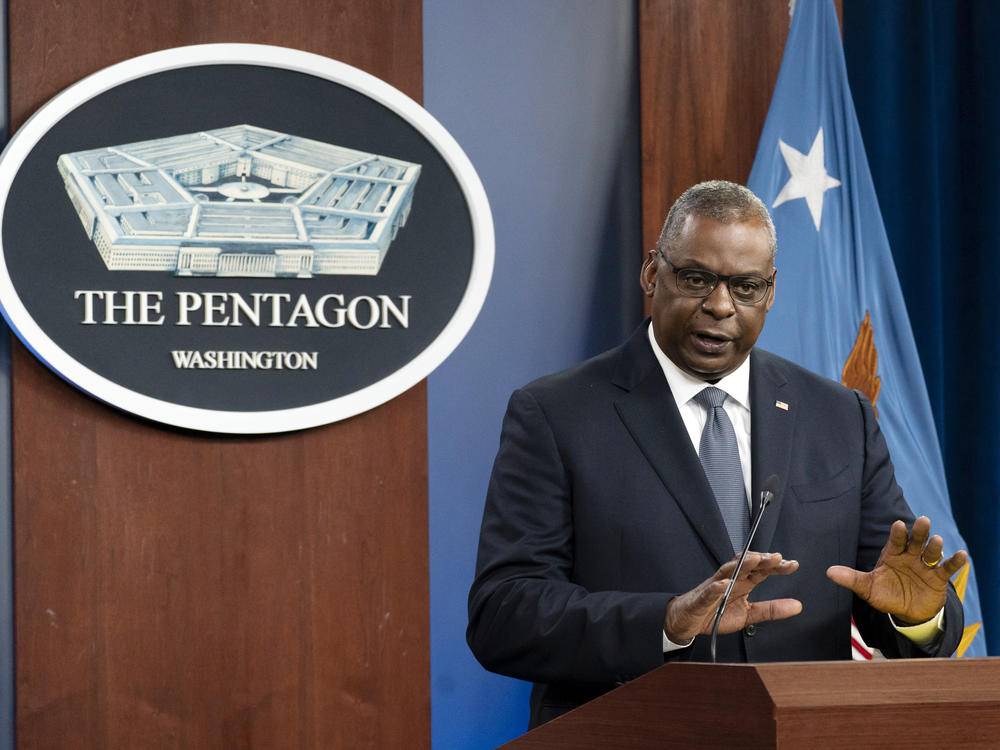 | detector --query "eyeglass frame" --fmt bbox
[655,249,774,306]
